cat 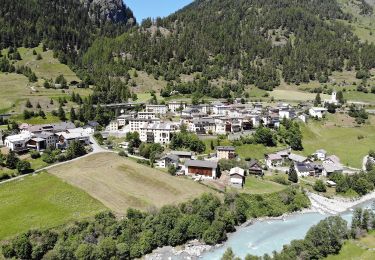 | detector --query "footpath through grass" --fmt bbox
[0,173,106,240]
